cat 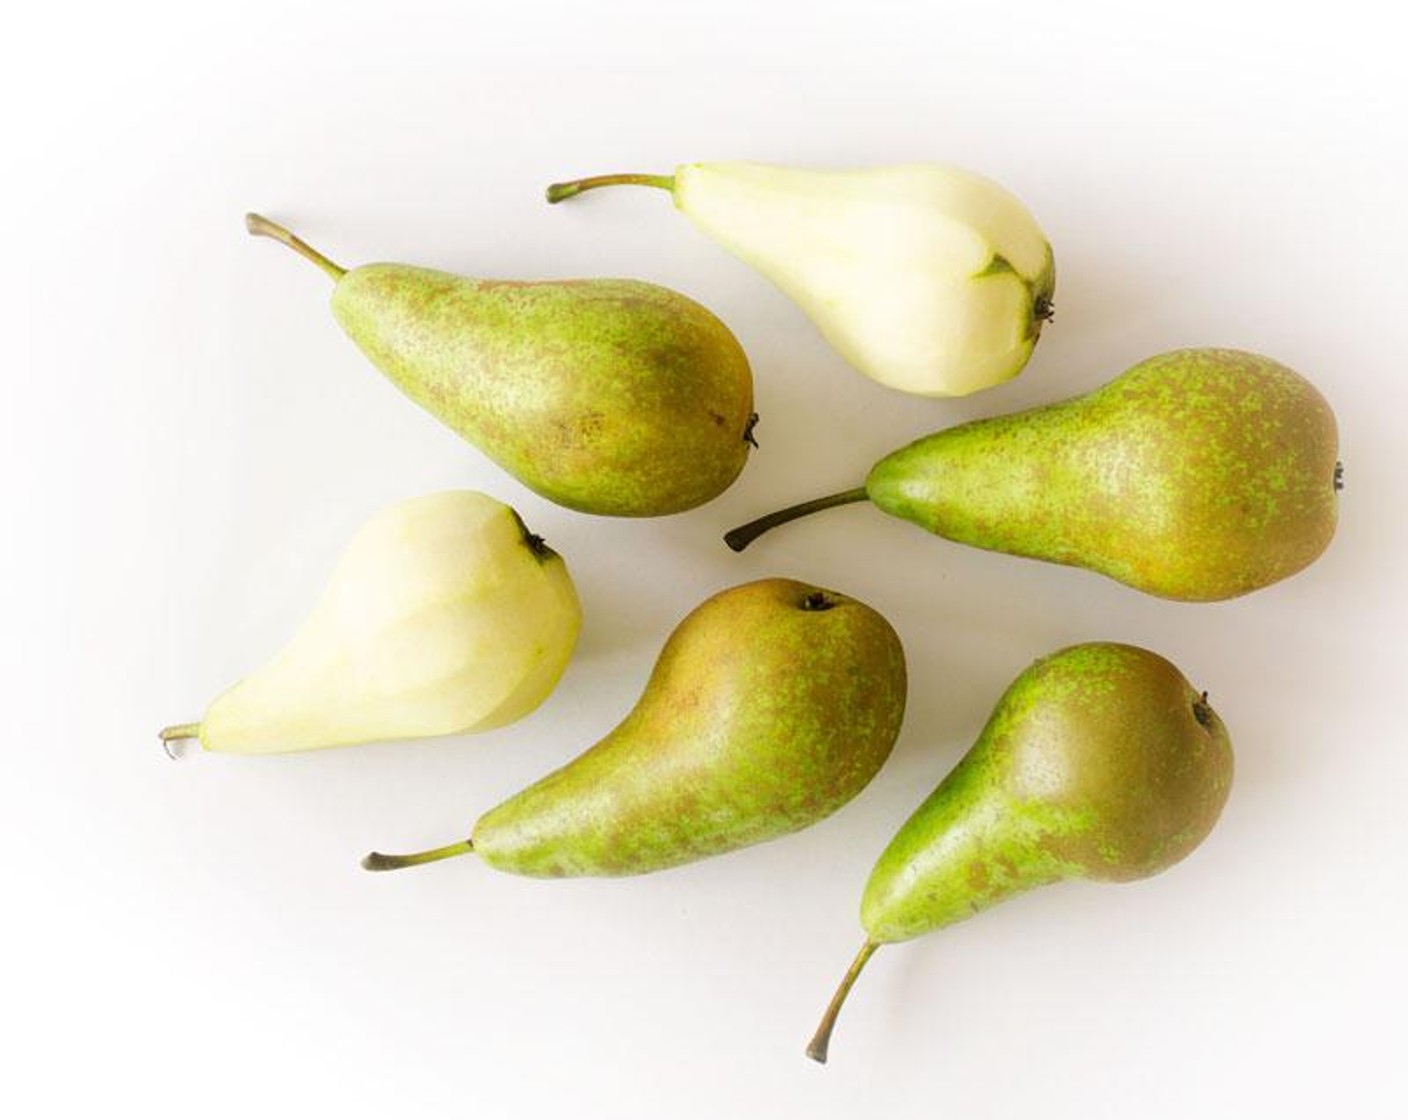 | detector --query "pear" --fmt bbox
[727,348,1340,601]
[362,577,906,877]
[159,491,581,755]
[546,162,1055,396]
[245,214,757,516]
[806,642,1233,1063]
